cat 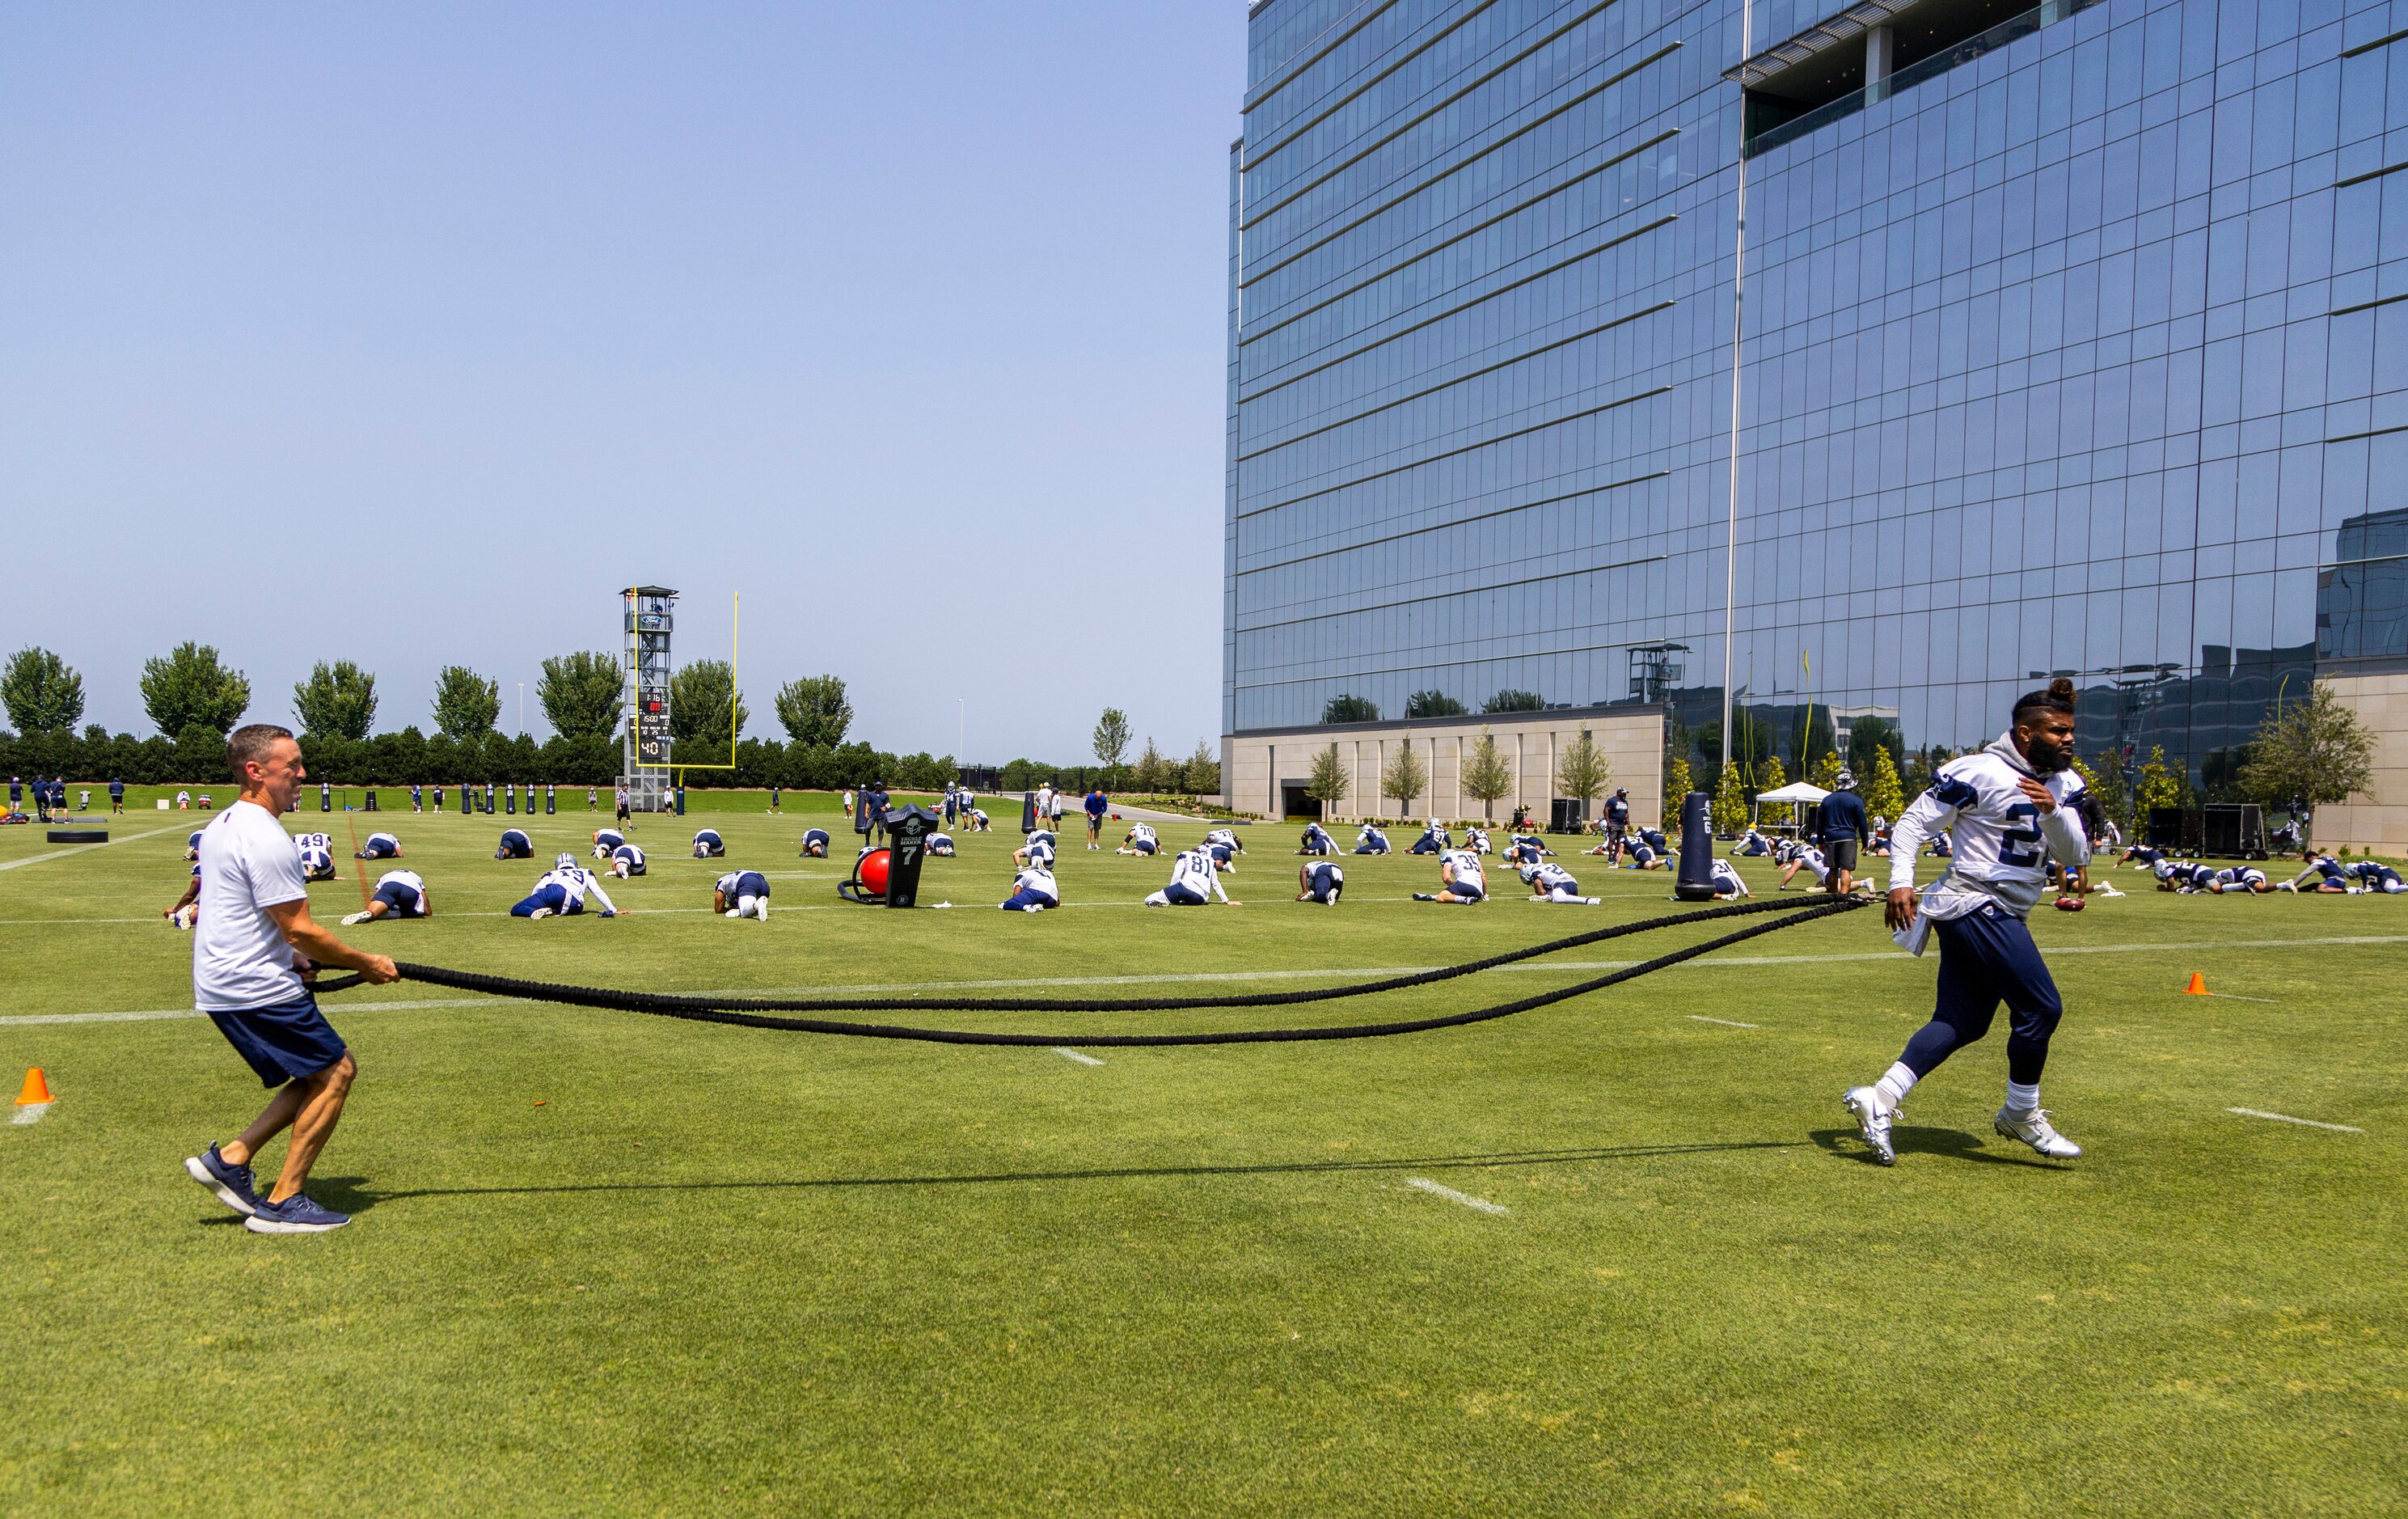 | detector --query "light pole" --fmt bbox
[518,683,525,737]
[958,698,965,765]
